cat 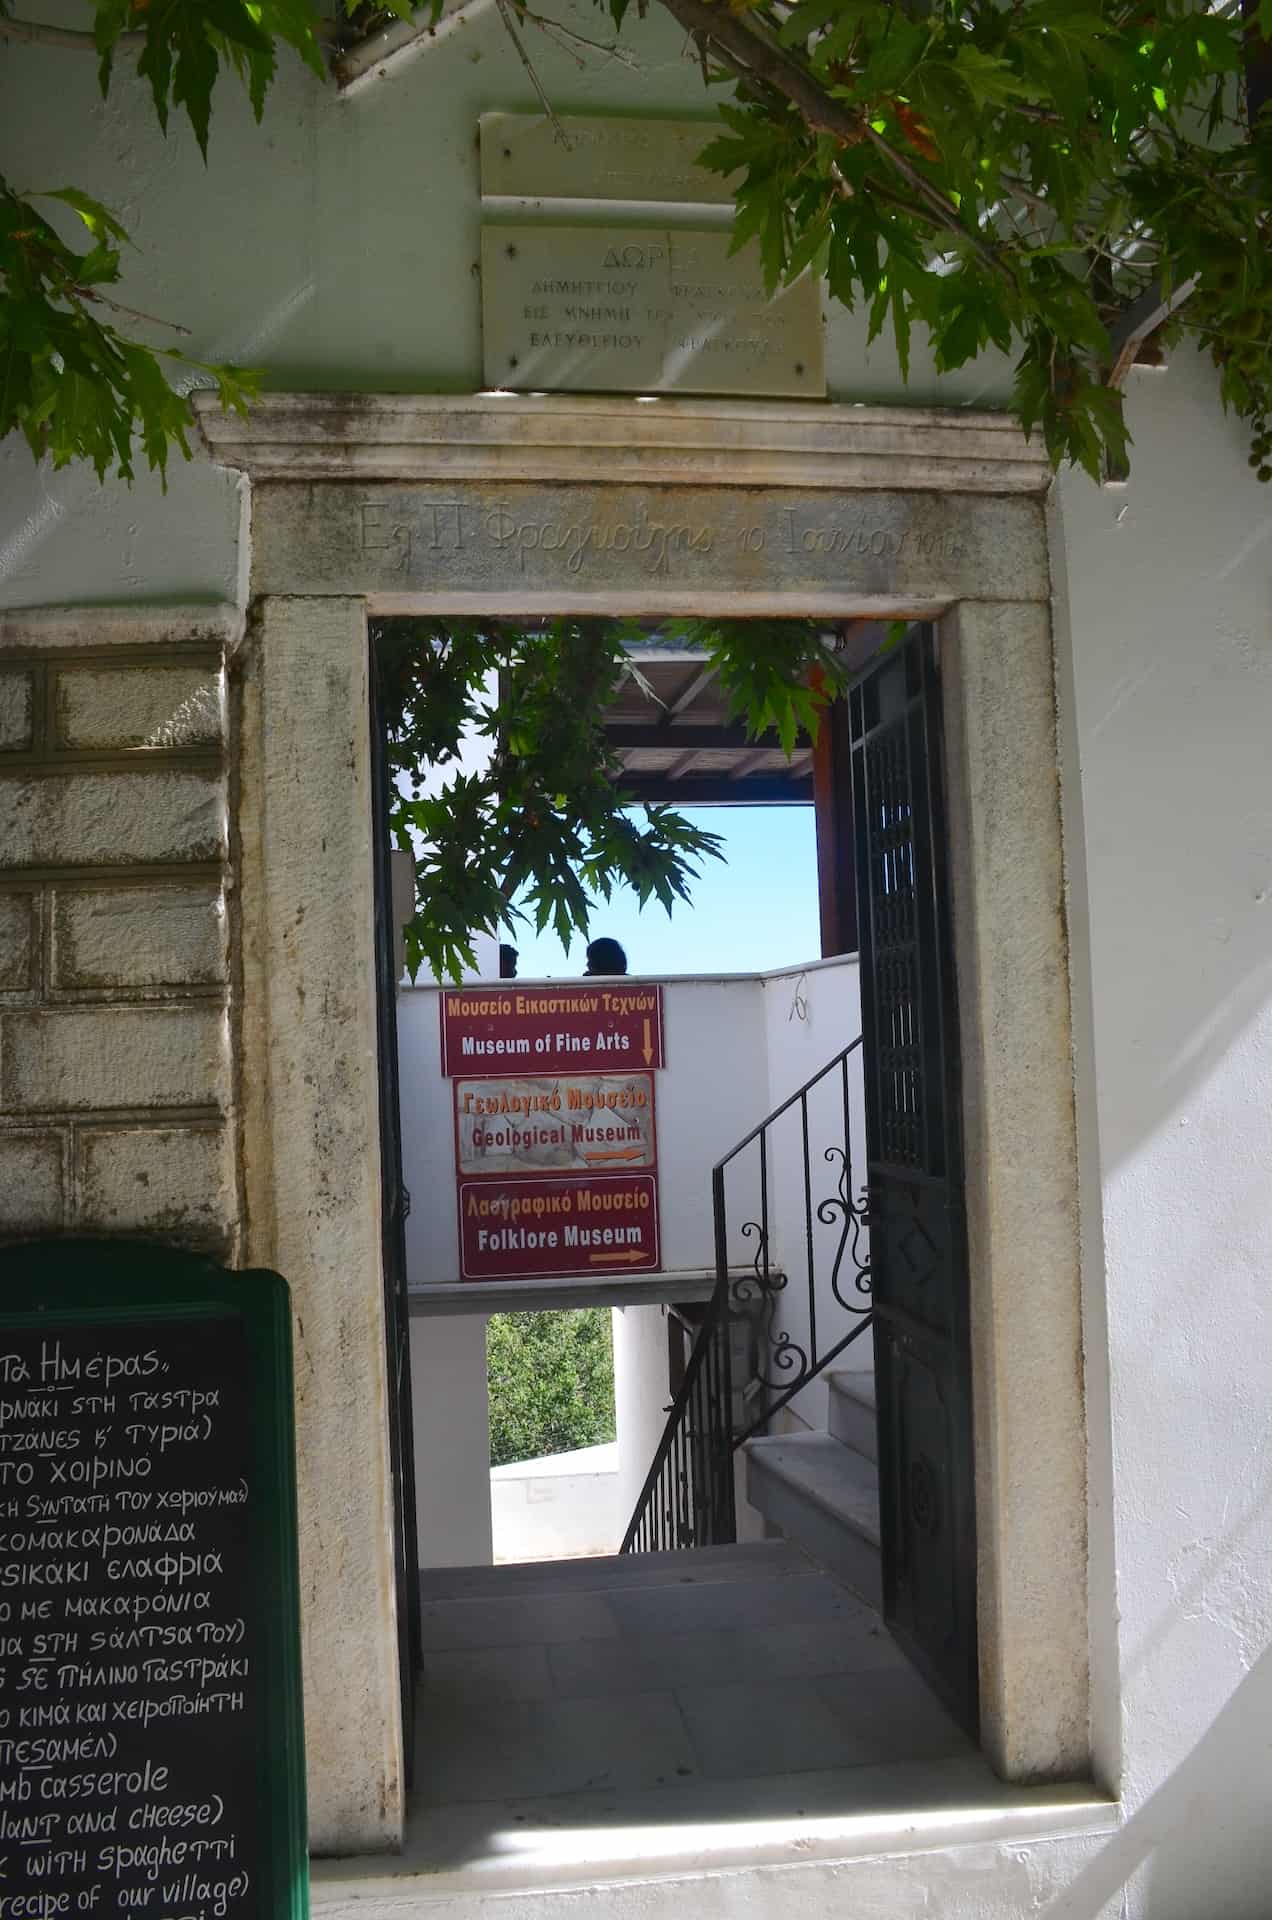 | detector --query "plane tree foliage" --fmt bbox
[0,0,1270,481]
